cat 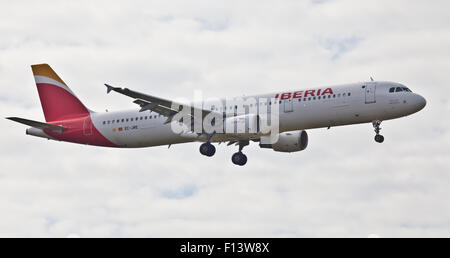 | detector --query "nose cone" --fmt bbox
[413,94,427,111]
